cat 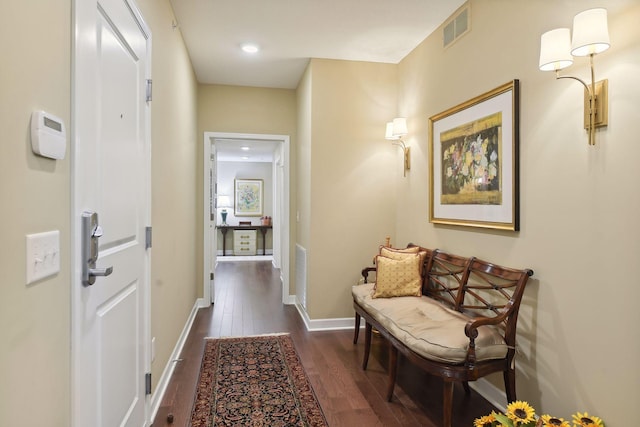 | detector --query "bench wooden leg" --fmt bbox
[386,345,398,402]
[504,366,517,402]
[442,381,454,427]
[362,322,372,370]
[353,313,361,344]
[462,381,470,394]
